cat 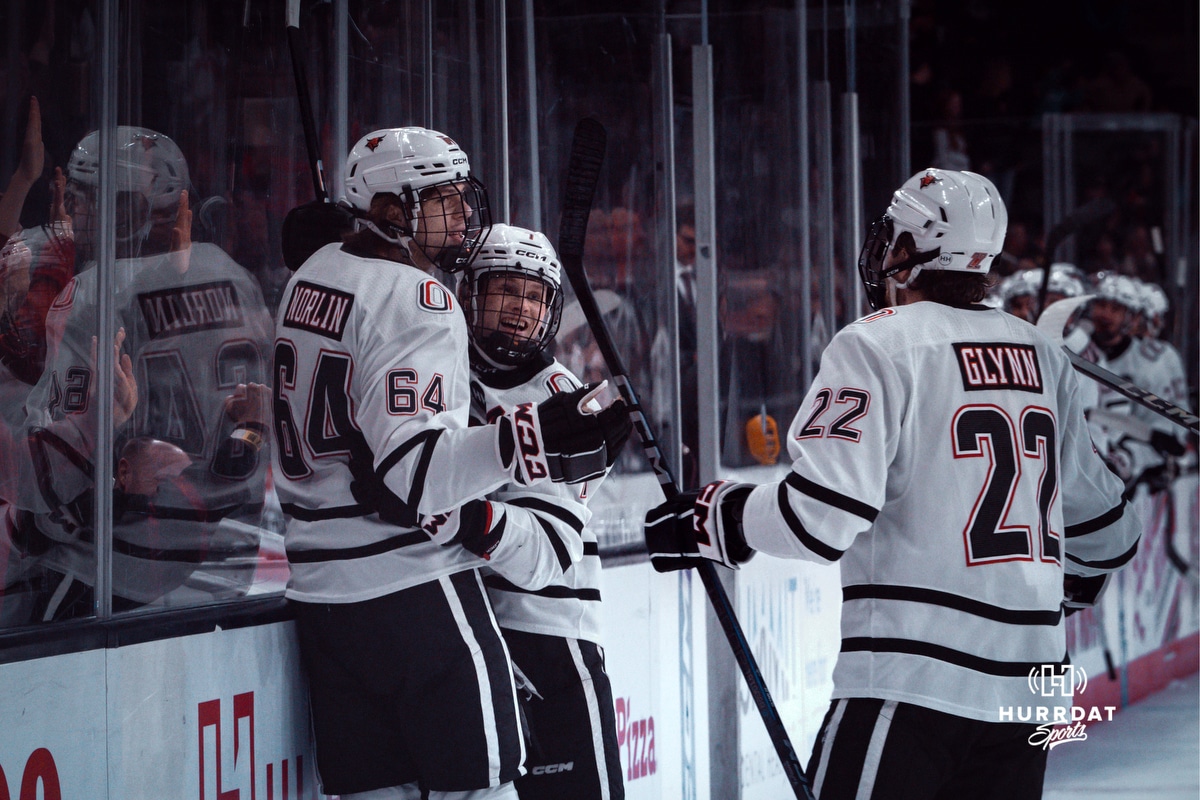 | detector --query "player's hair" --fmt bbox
[907,267,993,307]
